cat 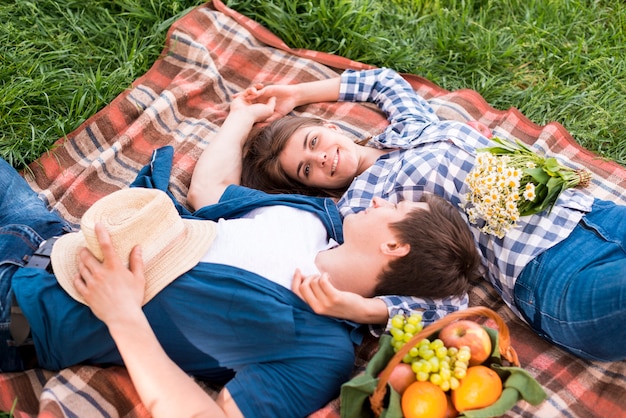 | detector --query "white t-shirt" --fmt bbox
[200,206,338,289]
